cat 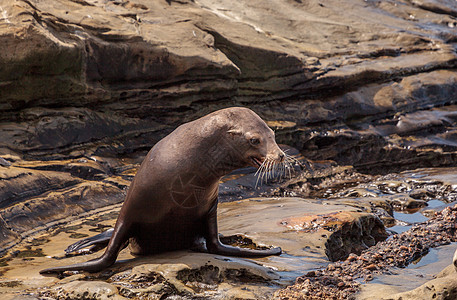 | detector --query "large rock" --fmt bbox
[0,162,129,251]
[1,0,457,160]
[280,211,388,261]
[1,0,456,187]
